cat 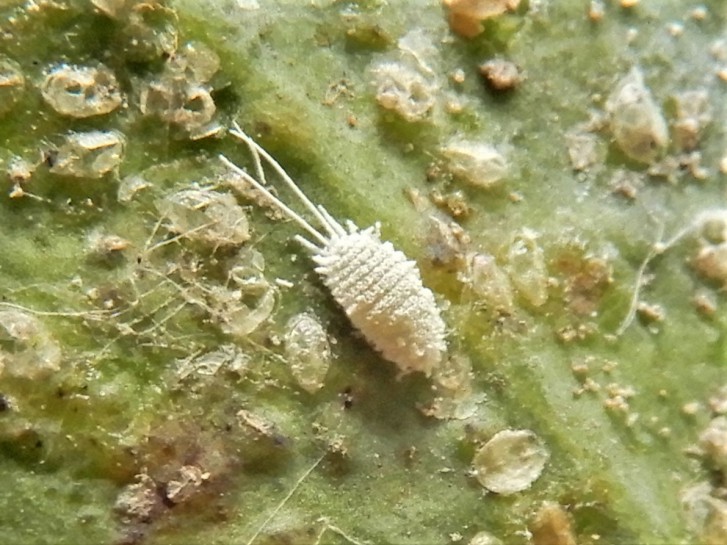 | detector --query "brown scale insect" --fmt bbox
[219,123,446,377]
